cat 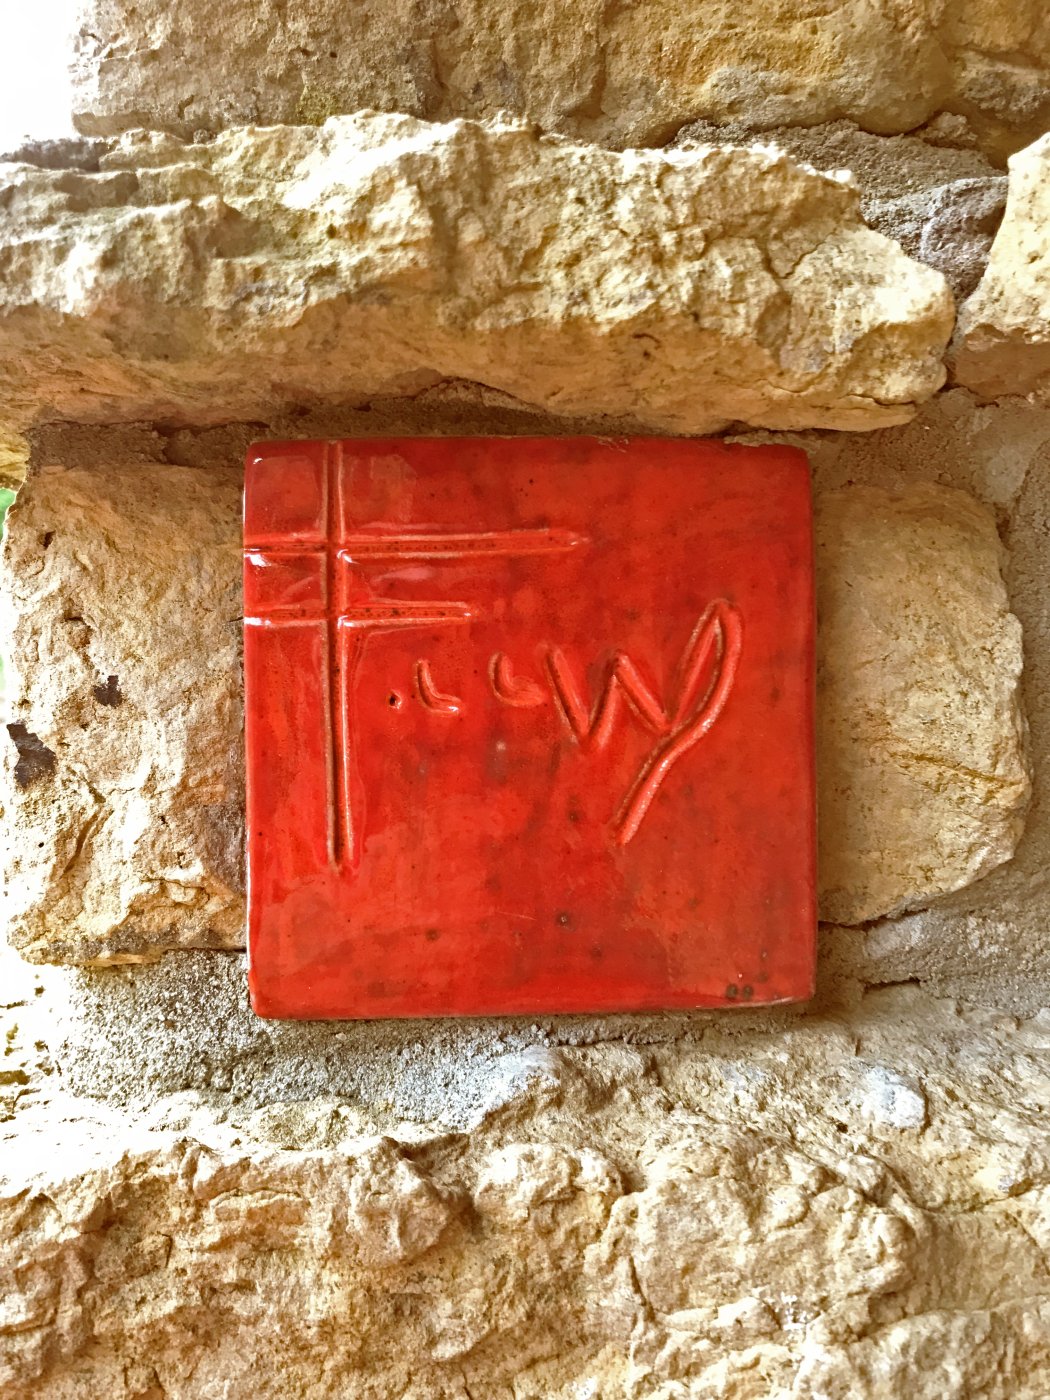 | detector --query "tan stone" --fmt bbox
[945,1,1050,159]
[1,464,245,965]
[4,981,1050,1396]
[736,391,1050,1009]
[953,134,1050,403]
[816,484,1030,925]
[682,119,1007,303]
[68,0,1050,159]
[0,113,953,444]
[2,458,1029,964]
[0,428,27,492]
